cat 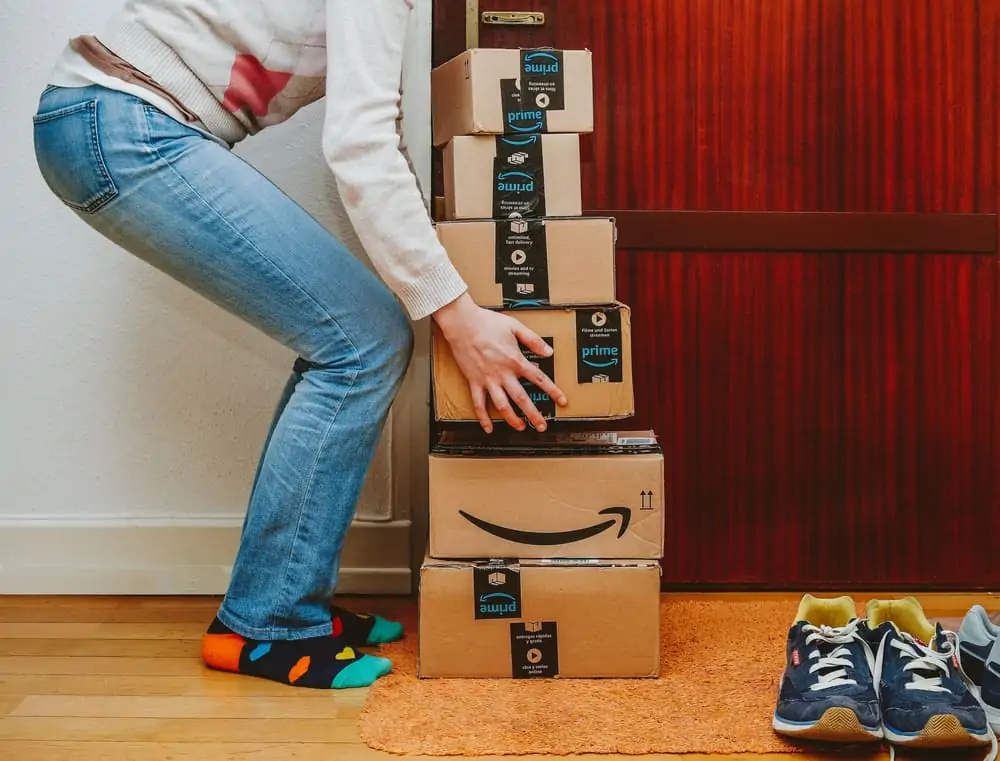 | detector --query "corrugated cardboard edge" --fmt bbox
[441,141,457,220]
[655,454,666,562]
